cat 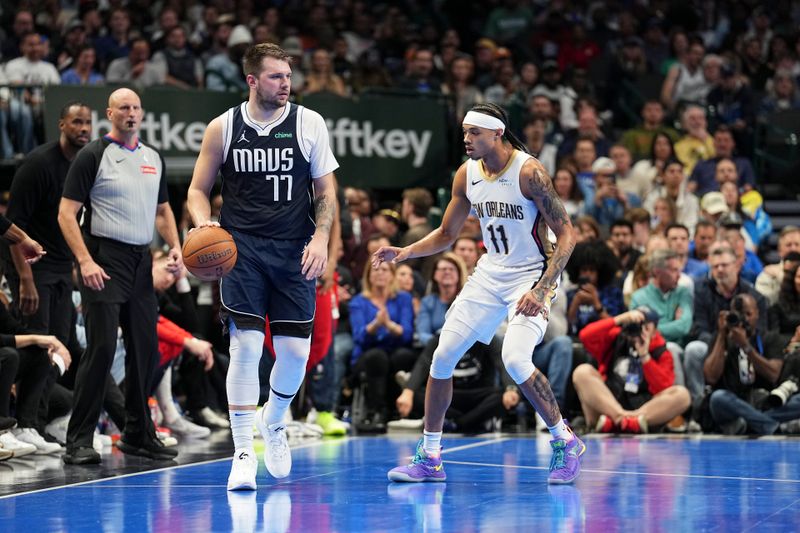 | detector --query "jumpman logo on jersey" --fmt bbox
[237,132,249,144]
